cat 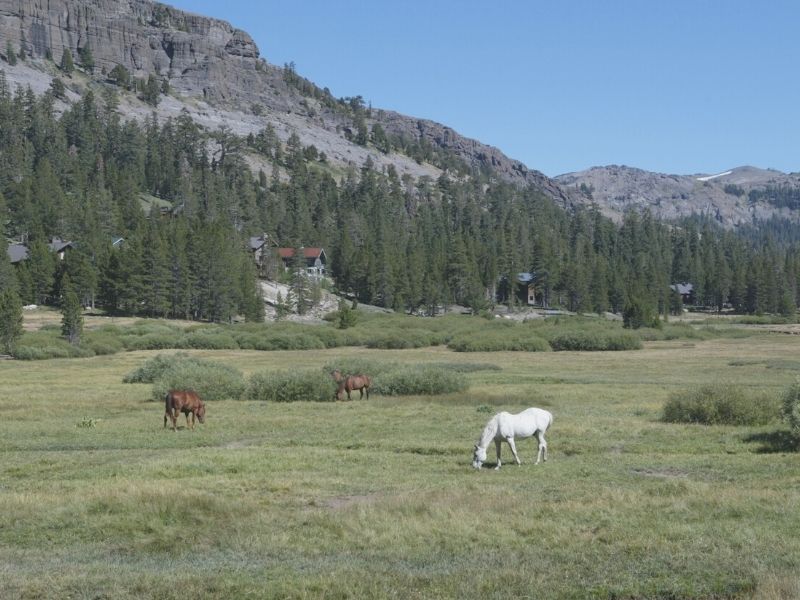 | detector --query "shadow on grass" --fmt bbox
[743,430,799,453]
